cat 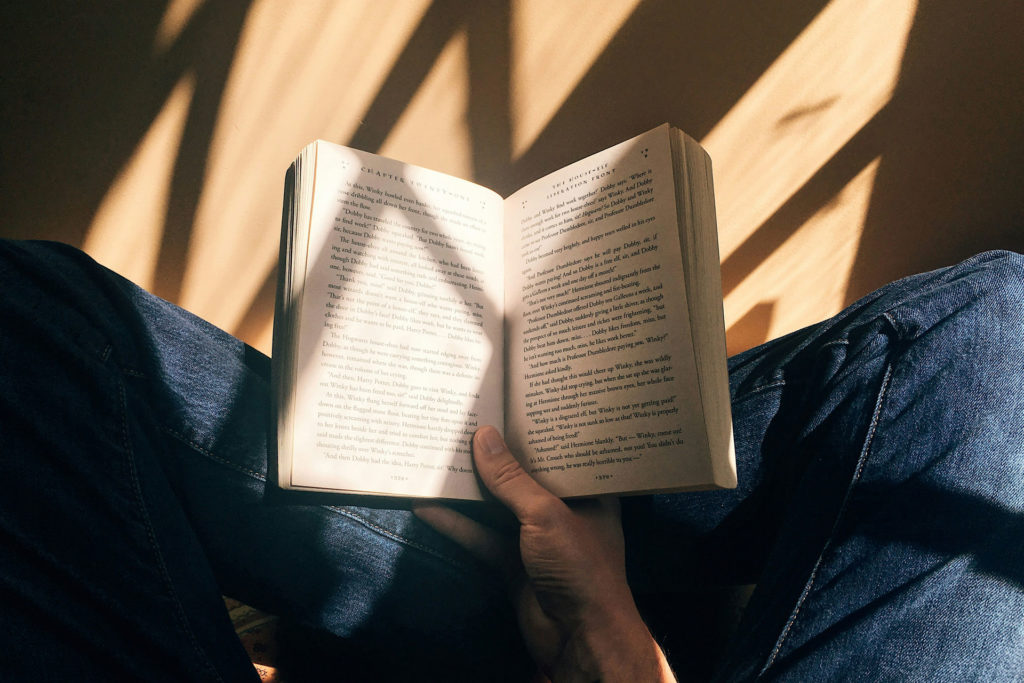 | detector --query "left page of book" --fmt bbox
[278,142,504,500]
